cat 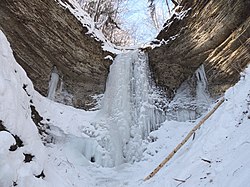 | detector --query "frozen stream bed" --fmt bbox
[0,30,250,187]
